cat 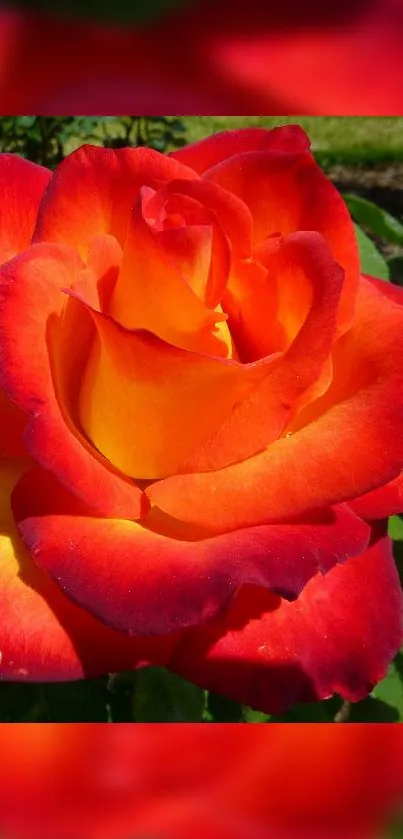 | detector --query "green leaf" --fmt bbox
[354,223,390,280]
[388,515,403,541]
[347,696,400,722]
[39,680,116,722]
[0,682,42,722]
[242,707,271,723]
[132,667,206,722]
[345,193,403,246]
[387,255,403,286]
[268,697,340,722]
[371,653,403,721]
[14,116,37,129]
[0,679,122,722]
[206,690,244,722]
